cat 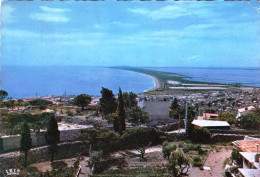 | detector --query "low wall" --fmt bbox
[1,128,87,153]
[1,132,46,153]
[166,132,188,141]
[211,133,245,143]
[156,120,184,132]
[0,141,86,171]
[57,116,109,127]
